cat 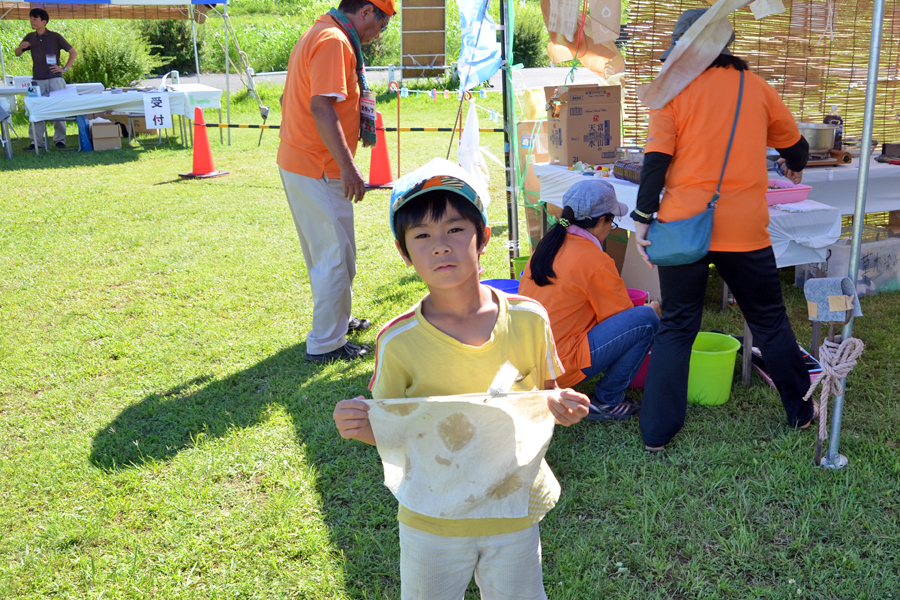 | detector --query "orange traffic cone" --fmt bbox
[180,106,228,179]
[368,111,393,188]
